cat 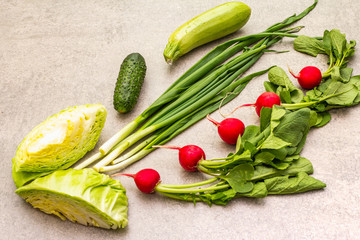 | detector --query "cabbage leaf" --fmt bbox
[16,168,128,229]
[12,104,107,187]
